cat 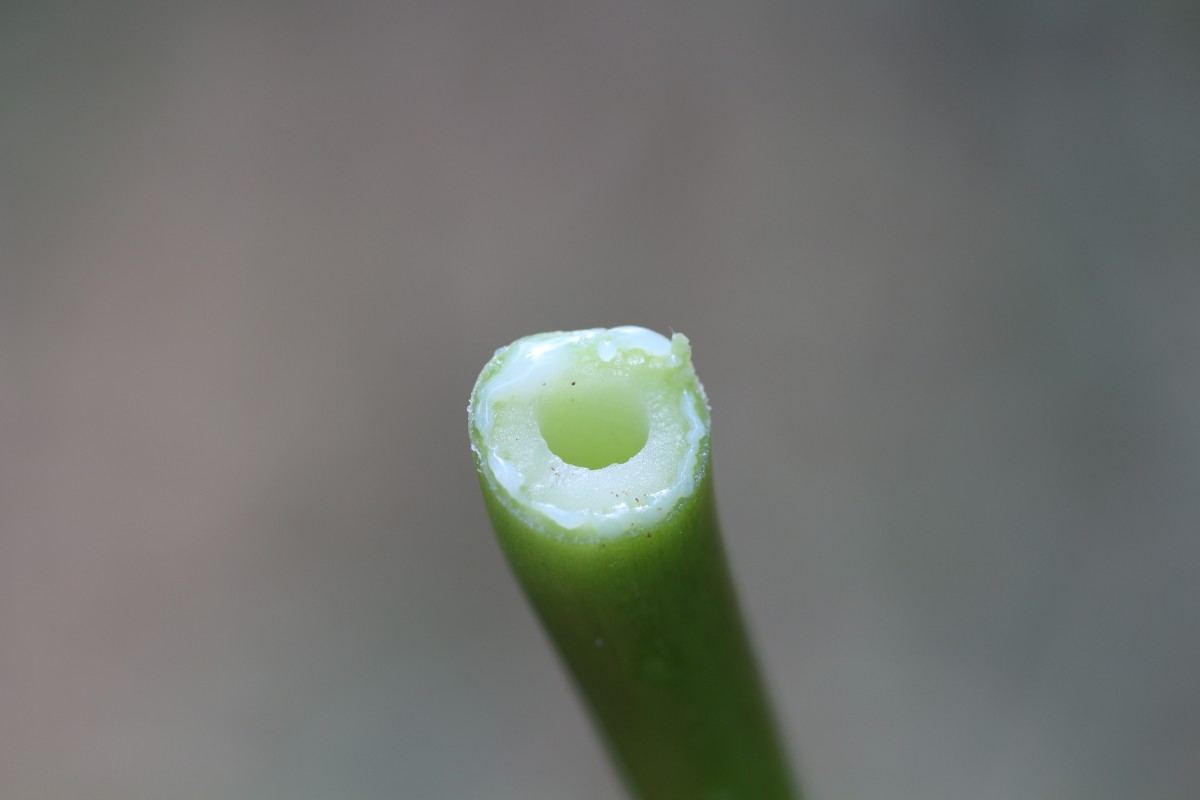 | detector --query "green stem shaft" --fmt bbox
[481,467,796,799]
